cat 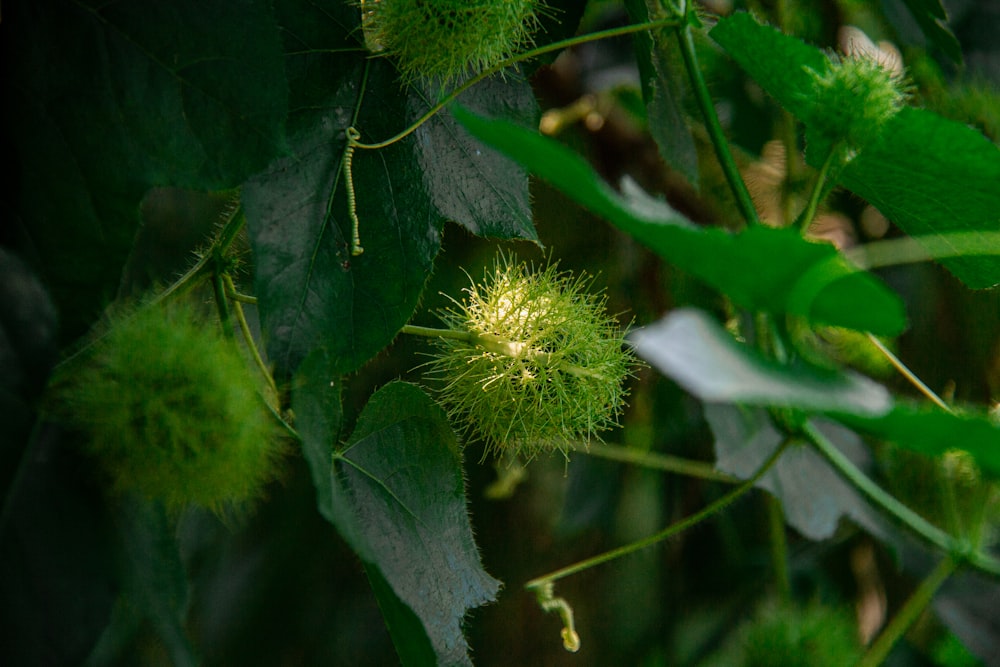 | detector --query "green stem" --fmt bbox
[223,273,278,398]
[525,437,791,589]
[768,494,792,602]
[211,267,233,340]
[674,12,760,227]
[857,556,960,667]
[573,441,738,482]
[803,421,1000,577]
[794,146,836,234]
[354,16,683,151]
